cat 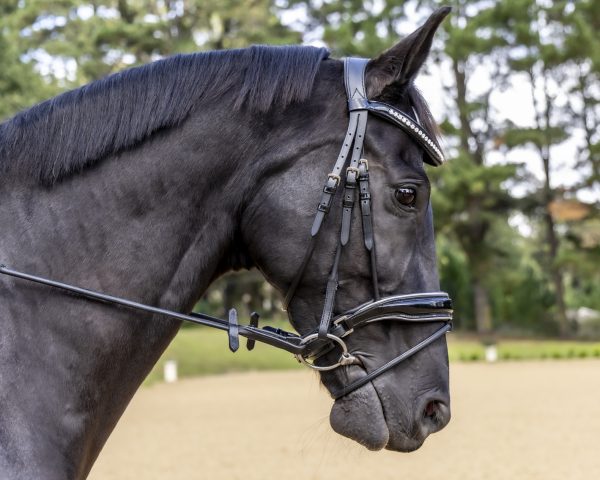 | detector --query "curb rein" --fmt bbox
[0,58,453,400]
